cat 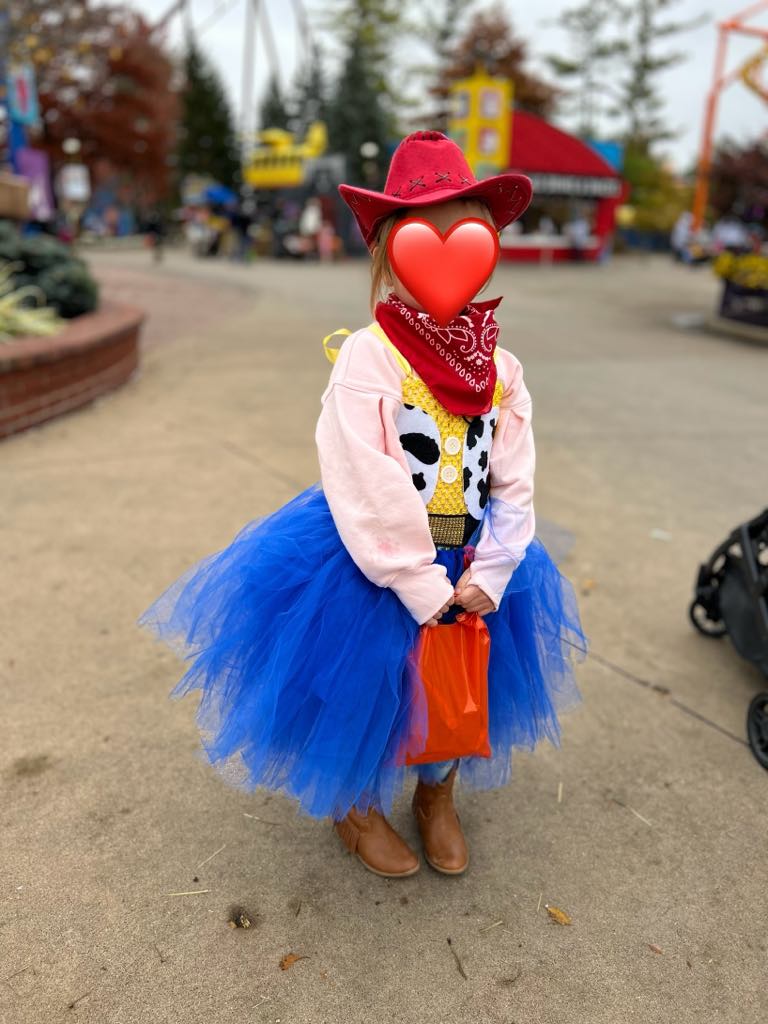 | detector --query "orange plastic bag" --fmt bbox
[405,612,491,764]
